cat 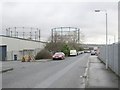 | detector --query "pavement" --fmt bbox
[86,55,119,88]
